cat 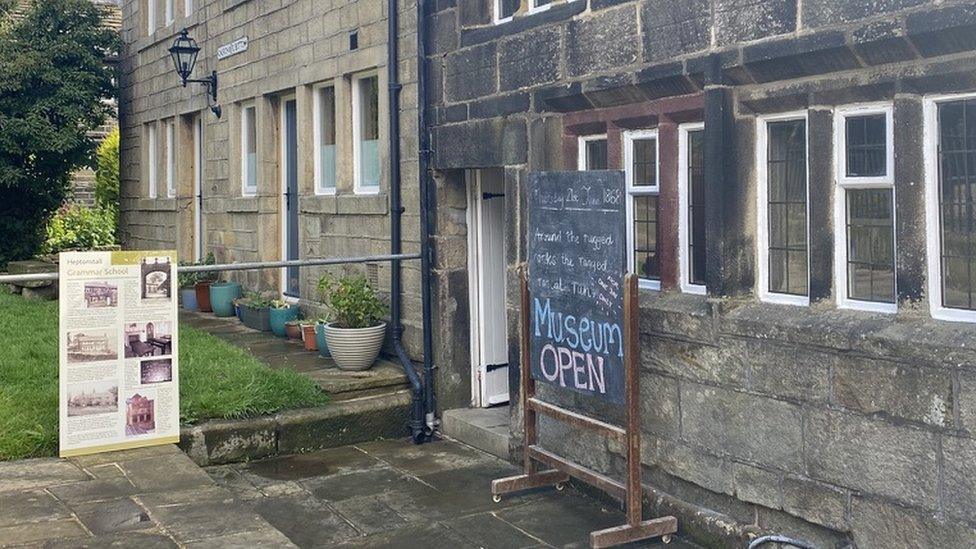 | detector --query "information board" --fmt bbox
[528,171,627,404]
[59,251,180,457]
